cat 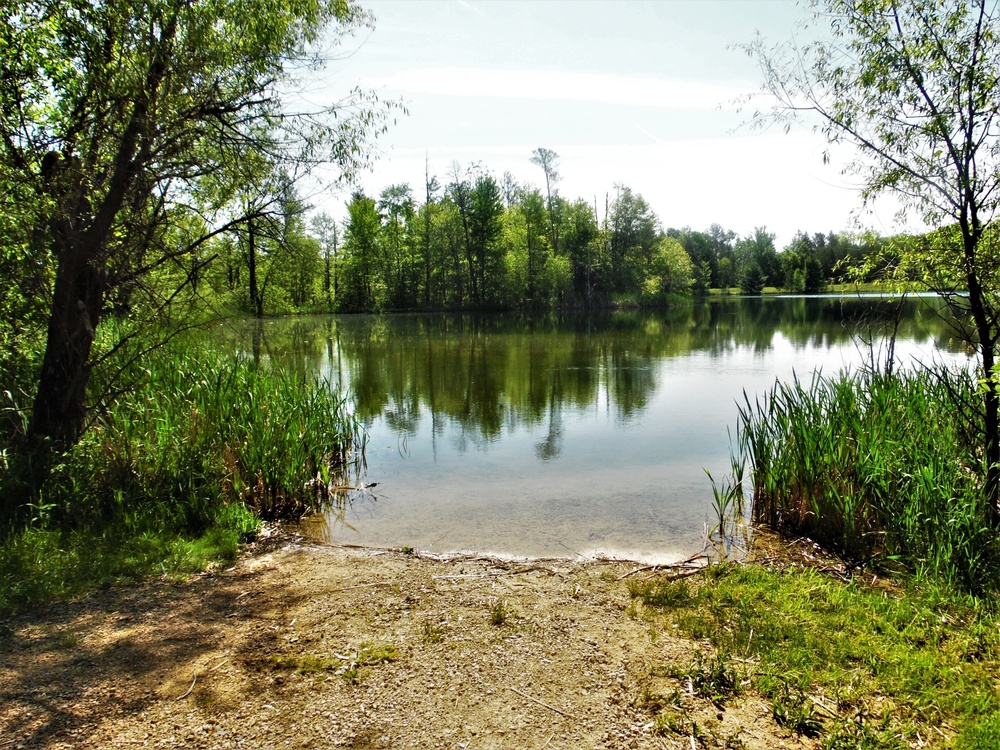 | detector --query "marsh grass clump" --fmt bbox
[271,653,339,675]
[671,649,741,705]
[768,679,822,737]
[89,343,364,522]
[626,576,692,609]
[737,366,999,591]
[421,619,446,643]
